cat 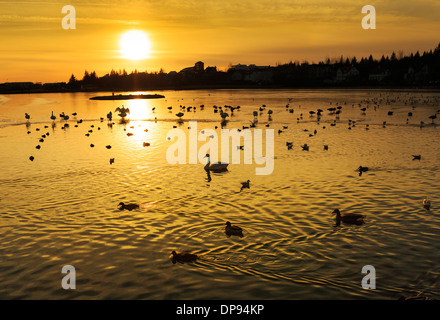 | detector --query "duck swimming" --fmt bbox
[332,209,365,225]
[170,251,199,264]
[240,180,250,192]
[423,198,431,210]
[117,202,139,211]
[225,221,243,237]
[176,112,184,122]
